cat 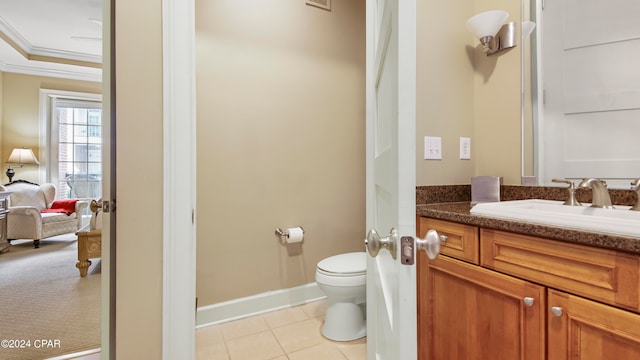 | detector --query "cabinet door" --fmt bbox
[418,253,545,360]
[548,289,640,360]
